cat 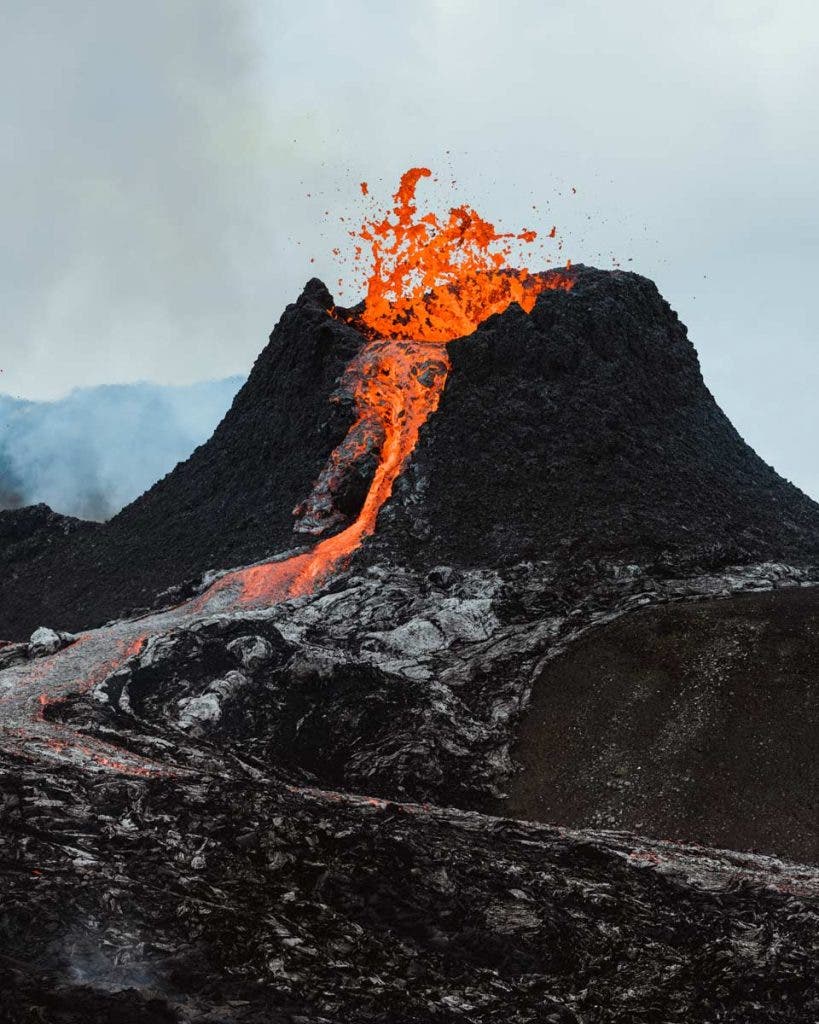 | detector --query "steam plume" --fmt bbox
[0,378,242,521]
